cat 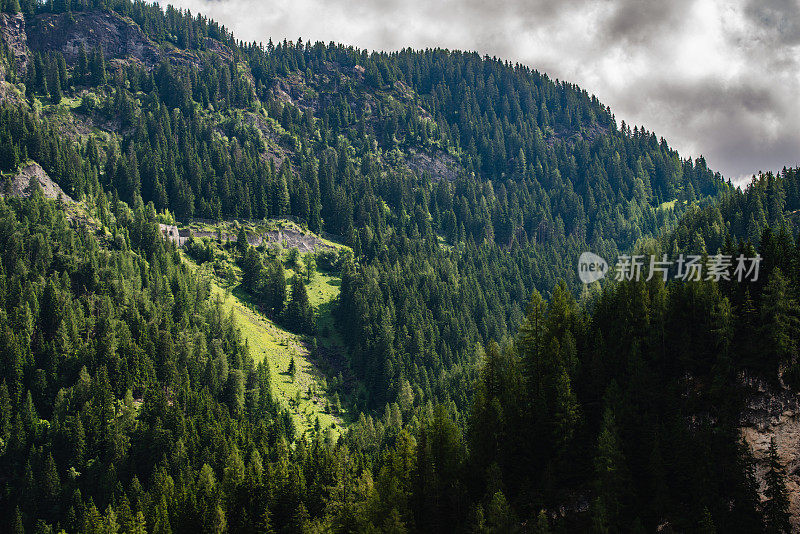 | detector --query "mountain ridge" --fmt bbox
[0,0,731,414]
[8,3,798,532]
